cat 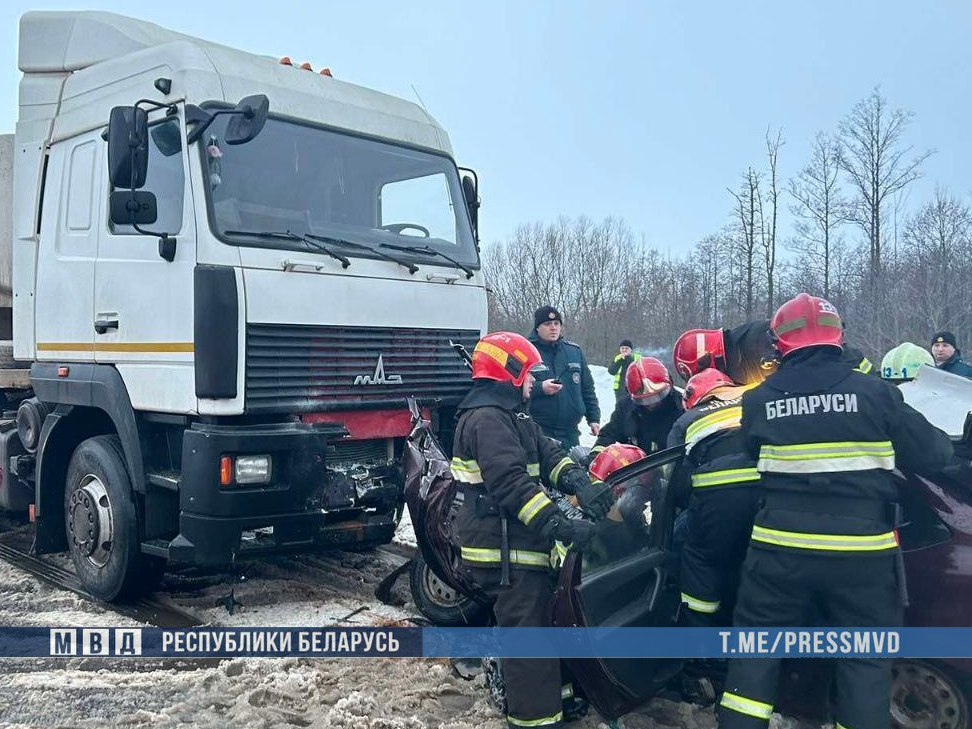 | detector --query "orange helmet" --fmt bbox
[589,443,648,485]
[471,332,541,387]
[673,329,727,381]
[683,368,736,409]
[770,293,843,357]
[625,357,672,407]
